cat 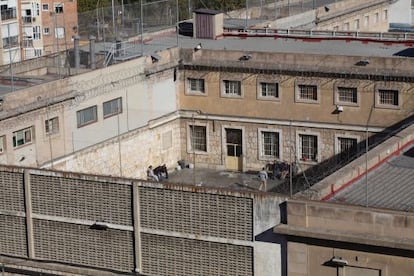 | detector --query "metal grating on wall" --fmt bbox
[141,233,253,276]
[31,174,133,225]
[0,215,27,257]
[139,187,253,241]
[0,171,25,212]
[33,219,134,272]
